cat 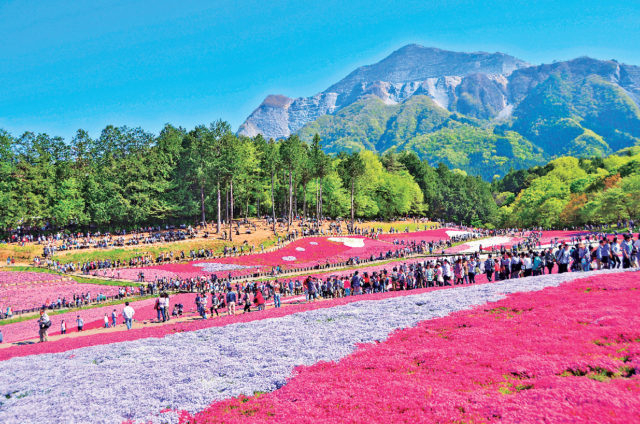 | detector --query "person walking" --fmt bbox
[111,309,117,327]
[484,255,494,282]
[61,319,66,335]
[556,244,572,274]
[76,315,84,332]
[122,302,135,330]
[273,282,281,308]
[38,309,51,342]
[226,288,237,316]
[209,292,220,317]
[104,313,110,328]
